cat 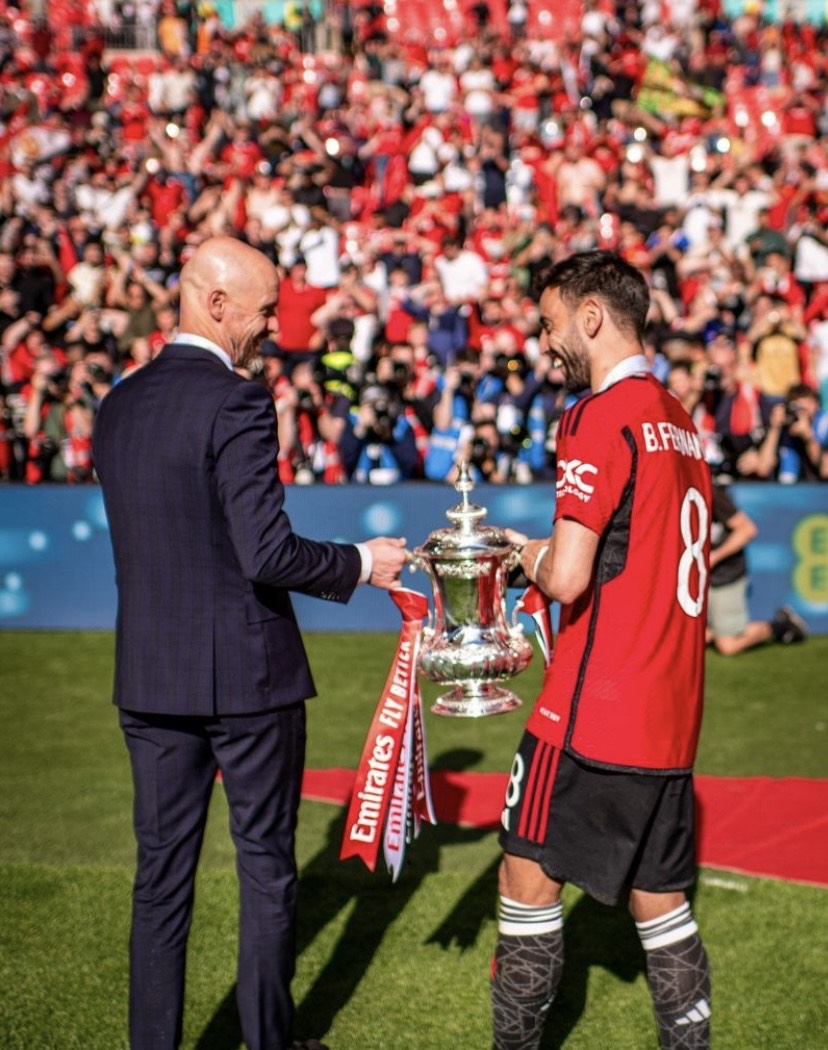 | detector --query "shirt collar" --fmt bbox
[173,332,234,371]
[599,353,651,393]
